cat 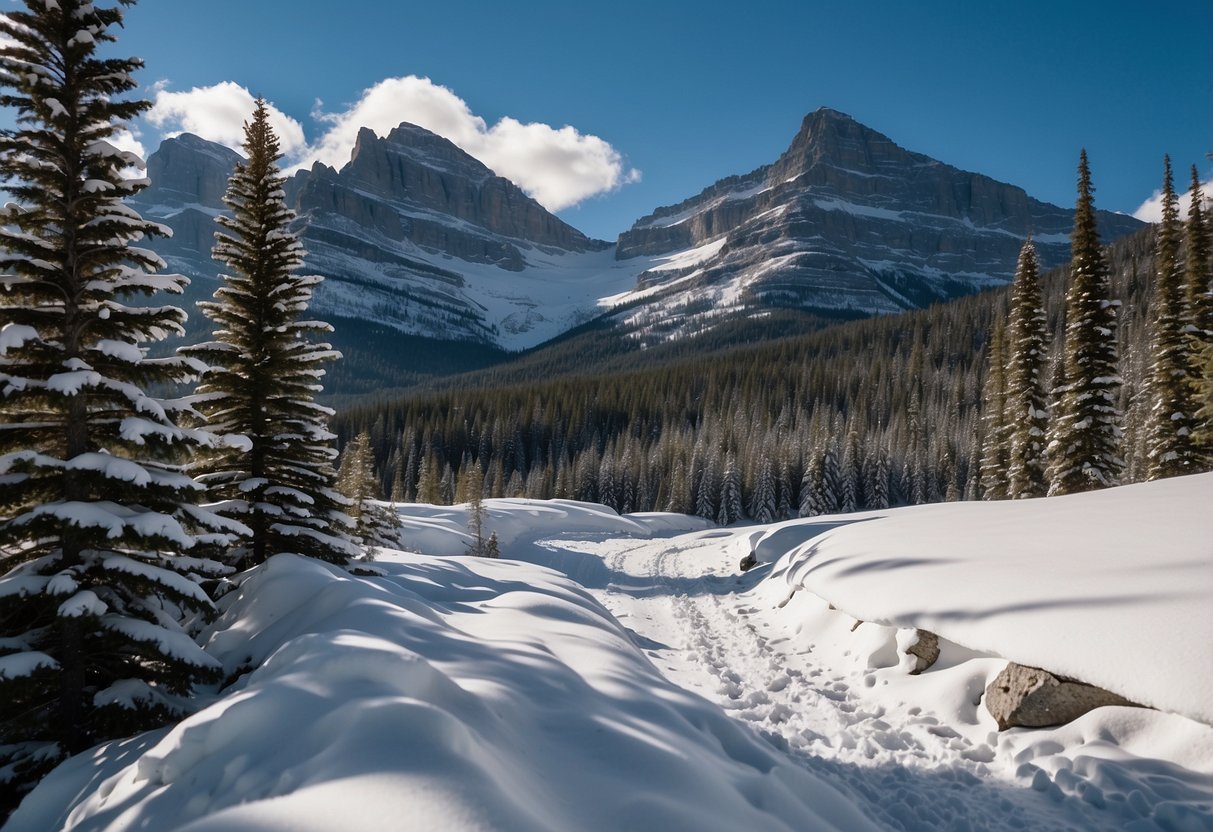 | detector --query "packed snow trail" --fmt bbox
[530,528,1213,832]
